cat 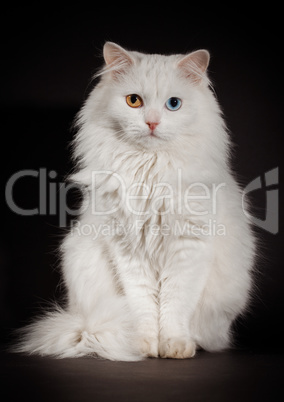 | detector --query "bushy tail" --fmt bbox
[12,300,143,361]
